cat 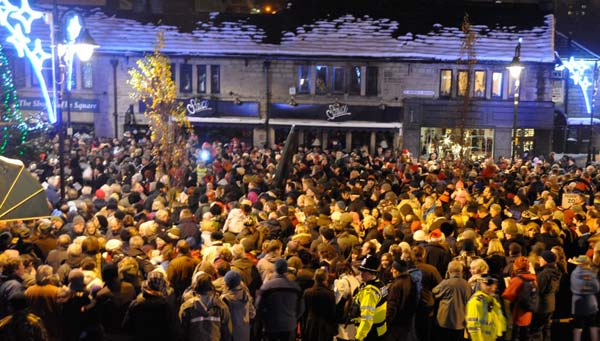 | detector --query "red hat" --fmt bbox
[429,229,444,242]
[95,189,105,200]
